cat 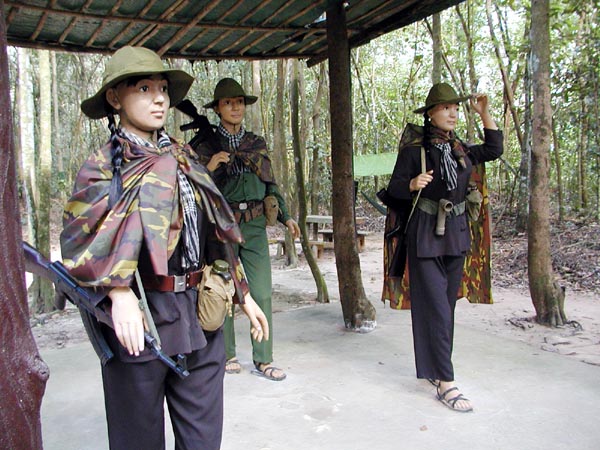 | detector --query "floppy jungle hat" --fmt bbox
[81,46,195,119]
[203,78,258,109]
[413,82,471,114]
